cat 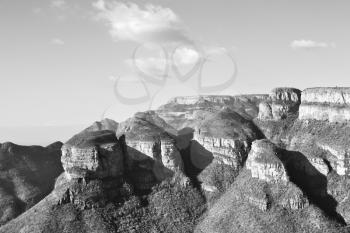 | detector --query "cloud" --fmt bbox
[50,38,65,45]
[173,47,199,65]
[290,40,336,49]
[92,0,191,44]
[51,0,66,8]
